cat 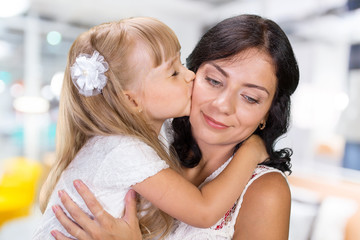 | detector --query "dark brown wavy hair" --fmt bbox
[172,14,299,173]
